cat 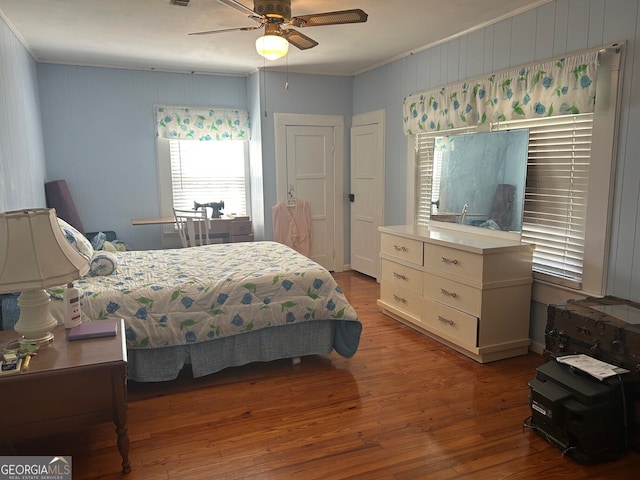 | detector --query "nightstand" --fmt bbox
[0,319,130,473]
